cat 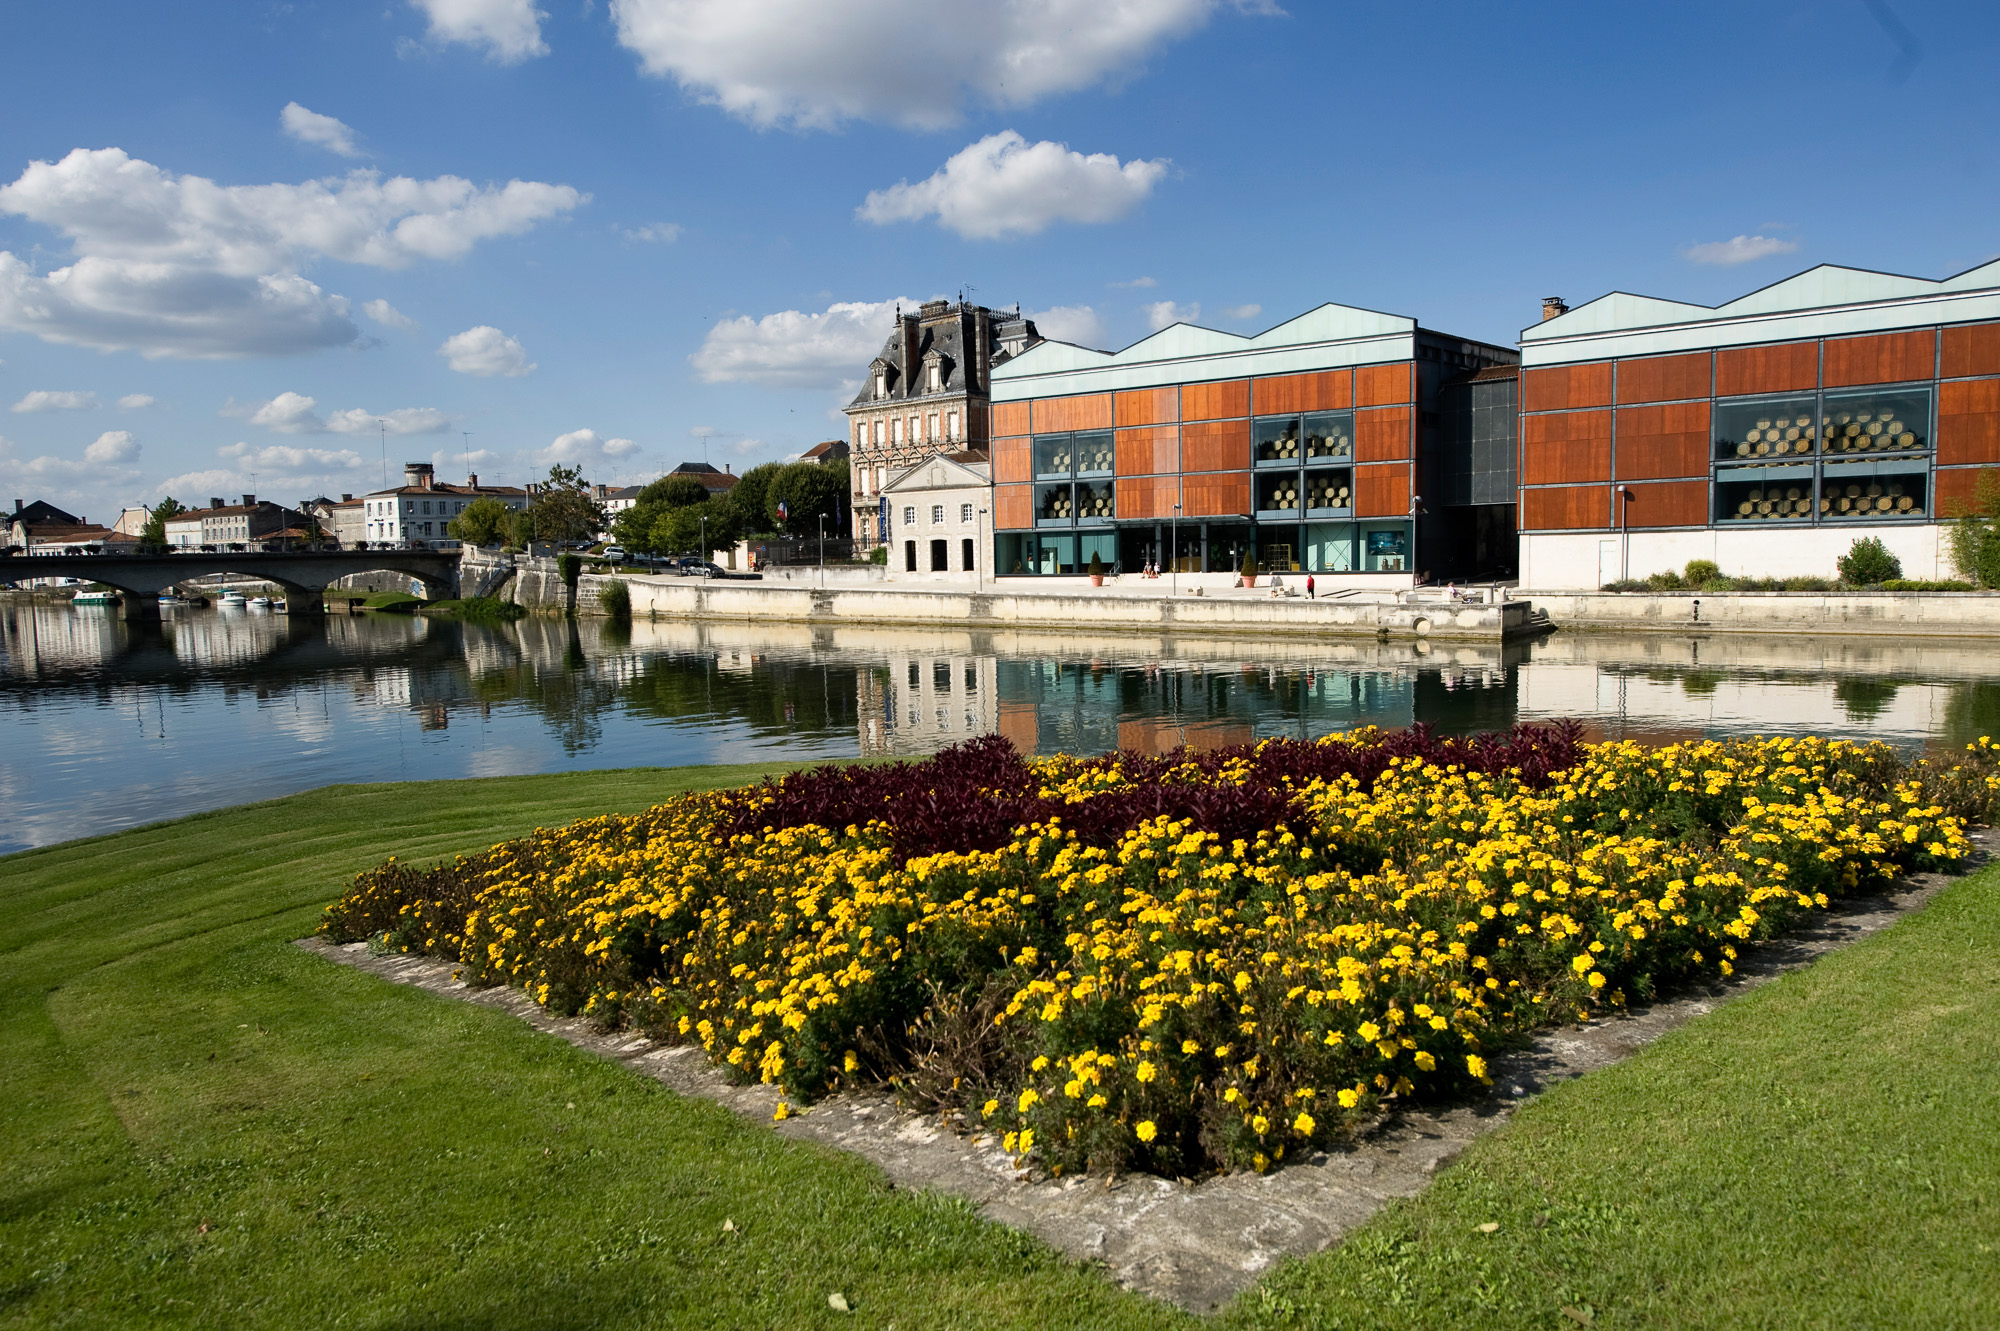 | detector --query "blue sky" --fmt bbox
[1,0,1996,524]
